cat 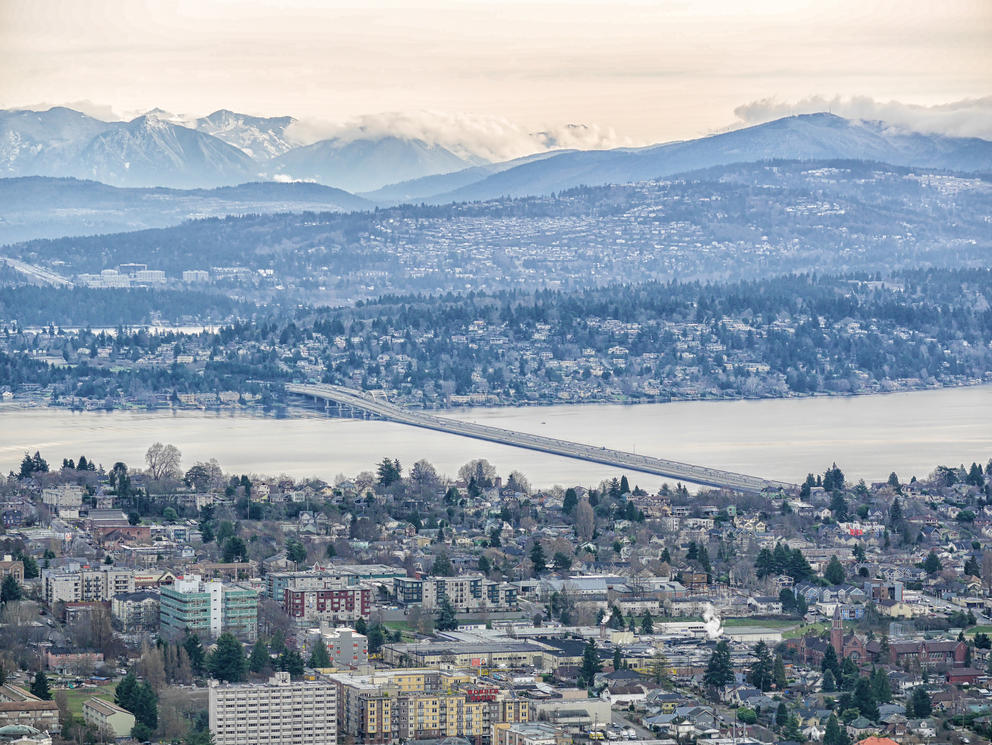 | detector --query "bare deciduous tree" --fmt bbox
[576,498,595,540]
[145,442,182,480]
